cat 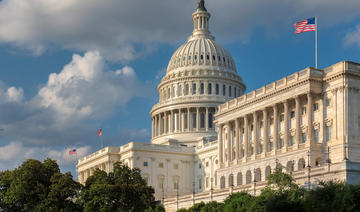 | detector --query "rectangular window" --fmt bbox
[208,113,213,129]
[192,83,197,95]
[199,178,202,190]
[229,86,232,97]
[200,113,205,128]
[302,133,307,143]
[200,83,204,94]
[185,84,189,95]
[143,161,148,167]
[208,83,212,95]
[314,129,319,143]
[223,84,226,96]
[193,113,197,129]
[290,111,295,118]
[234,87,237,97]
[216,84,219,95]
[326,126,331,142]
